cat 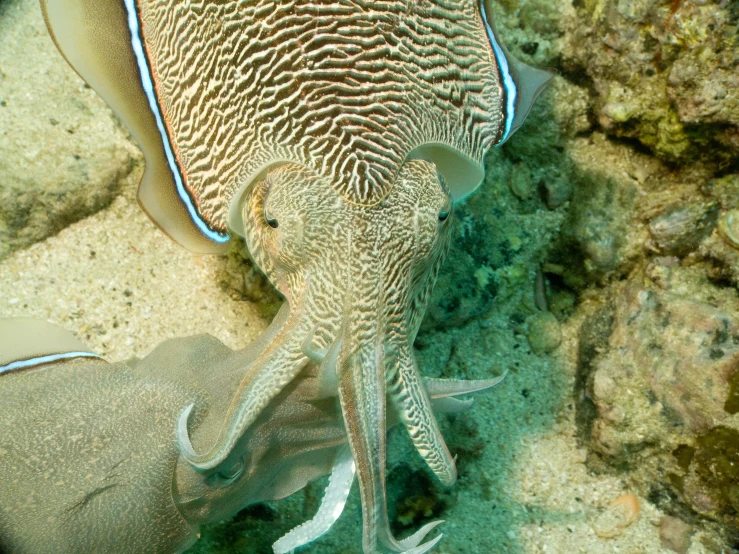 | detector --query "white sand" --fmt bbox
[0,177,268,361]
